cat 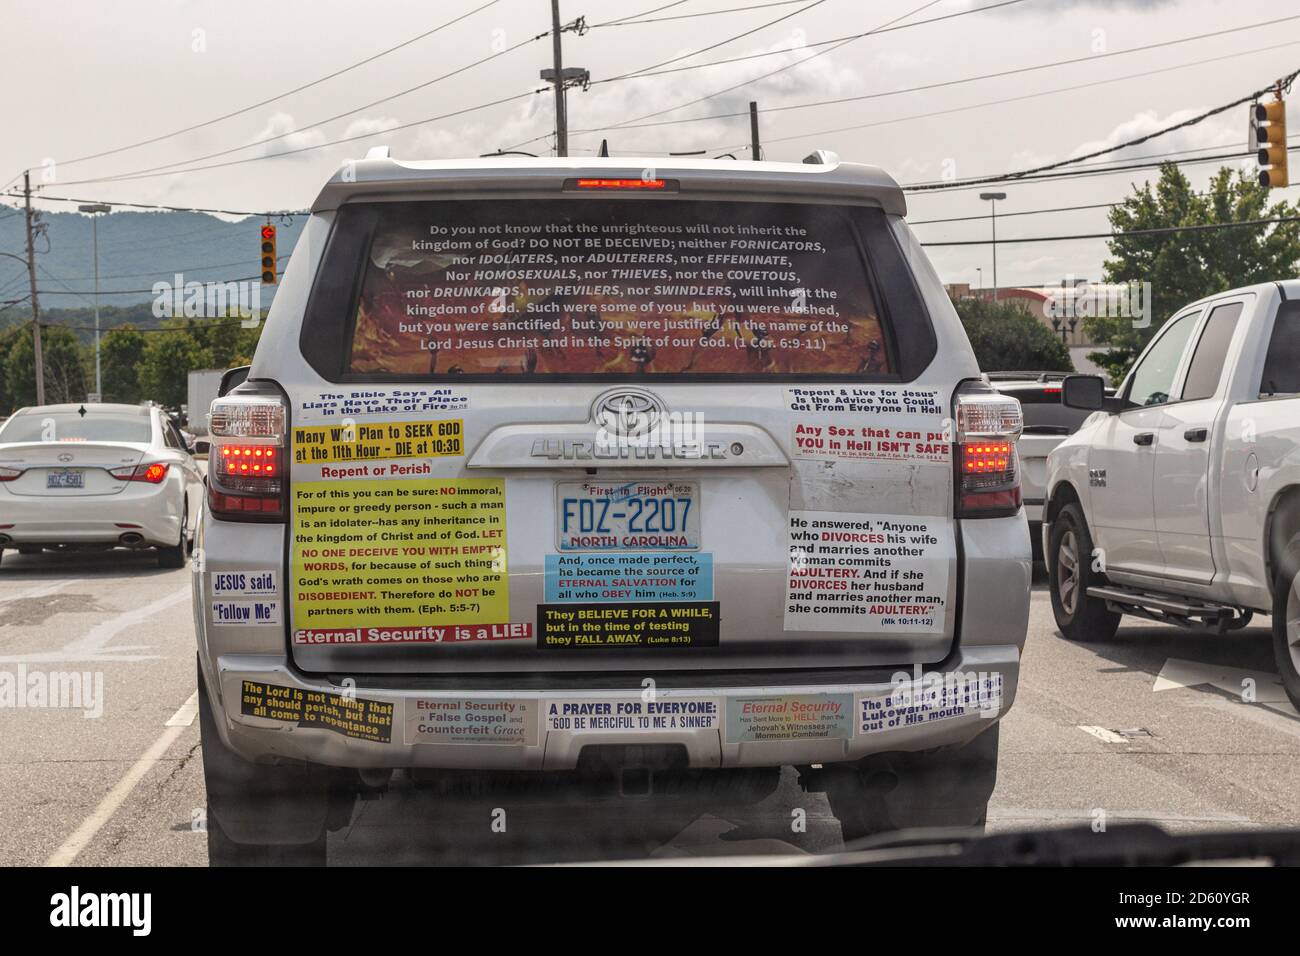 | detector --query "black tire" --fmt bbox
[822,725,999,844]
[1271,537,1300,712]
[198,661,332,866]
[1048,503,1121,642]
[157,506,187,569]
